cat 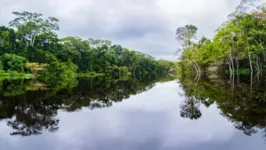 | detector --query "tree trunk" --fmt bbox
[192,59,201,75]
[229,50,235,74]
[255,56,260,73]
[192,63,198,74]
[248,50,253,75]
[263,51,266,62]
[236,58,239,84]
[229,61,232,81]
